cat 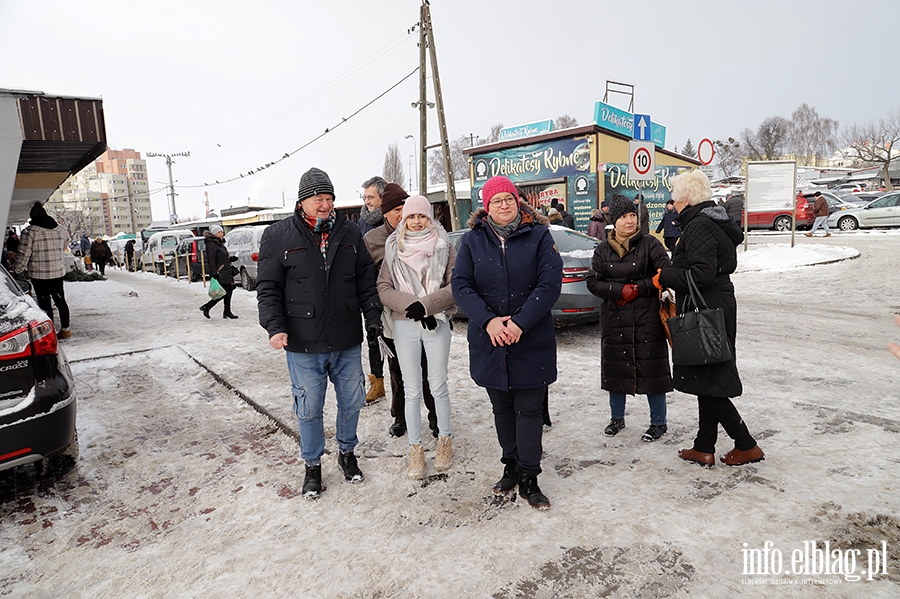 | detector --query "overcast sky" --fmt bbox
[2,0,896,221]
